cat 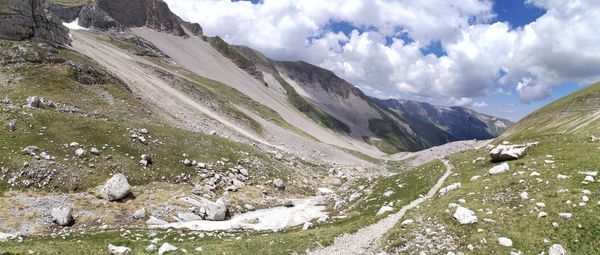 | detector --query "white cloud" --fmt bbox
[472,101,489,108]
[164,0,600,106]
[448,97,473,107]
